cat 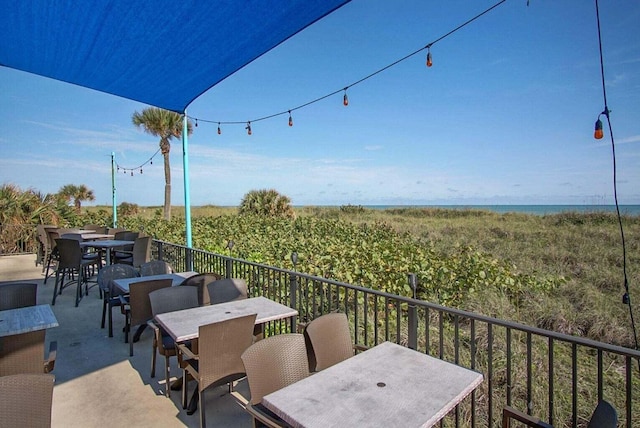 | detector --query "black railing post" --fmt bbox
[157,241,164,261]
[407,273,418,350]
[225,258,233,279]
[185,247,193,272]
[289,251,298,333]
